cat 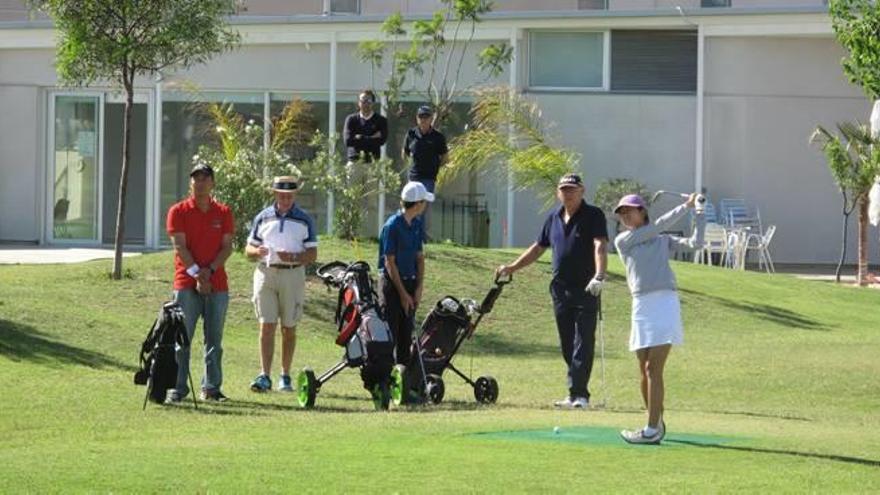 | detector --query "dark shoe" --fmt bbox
[250,374,272,393]
[201,389,229,402]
